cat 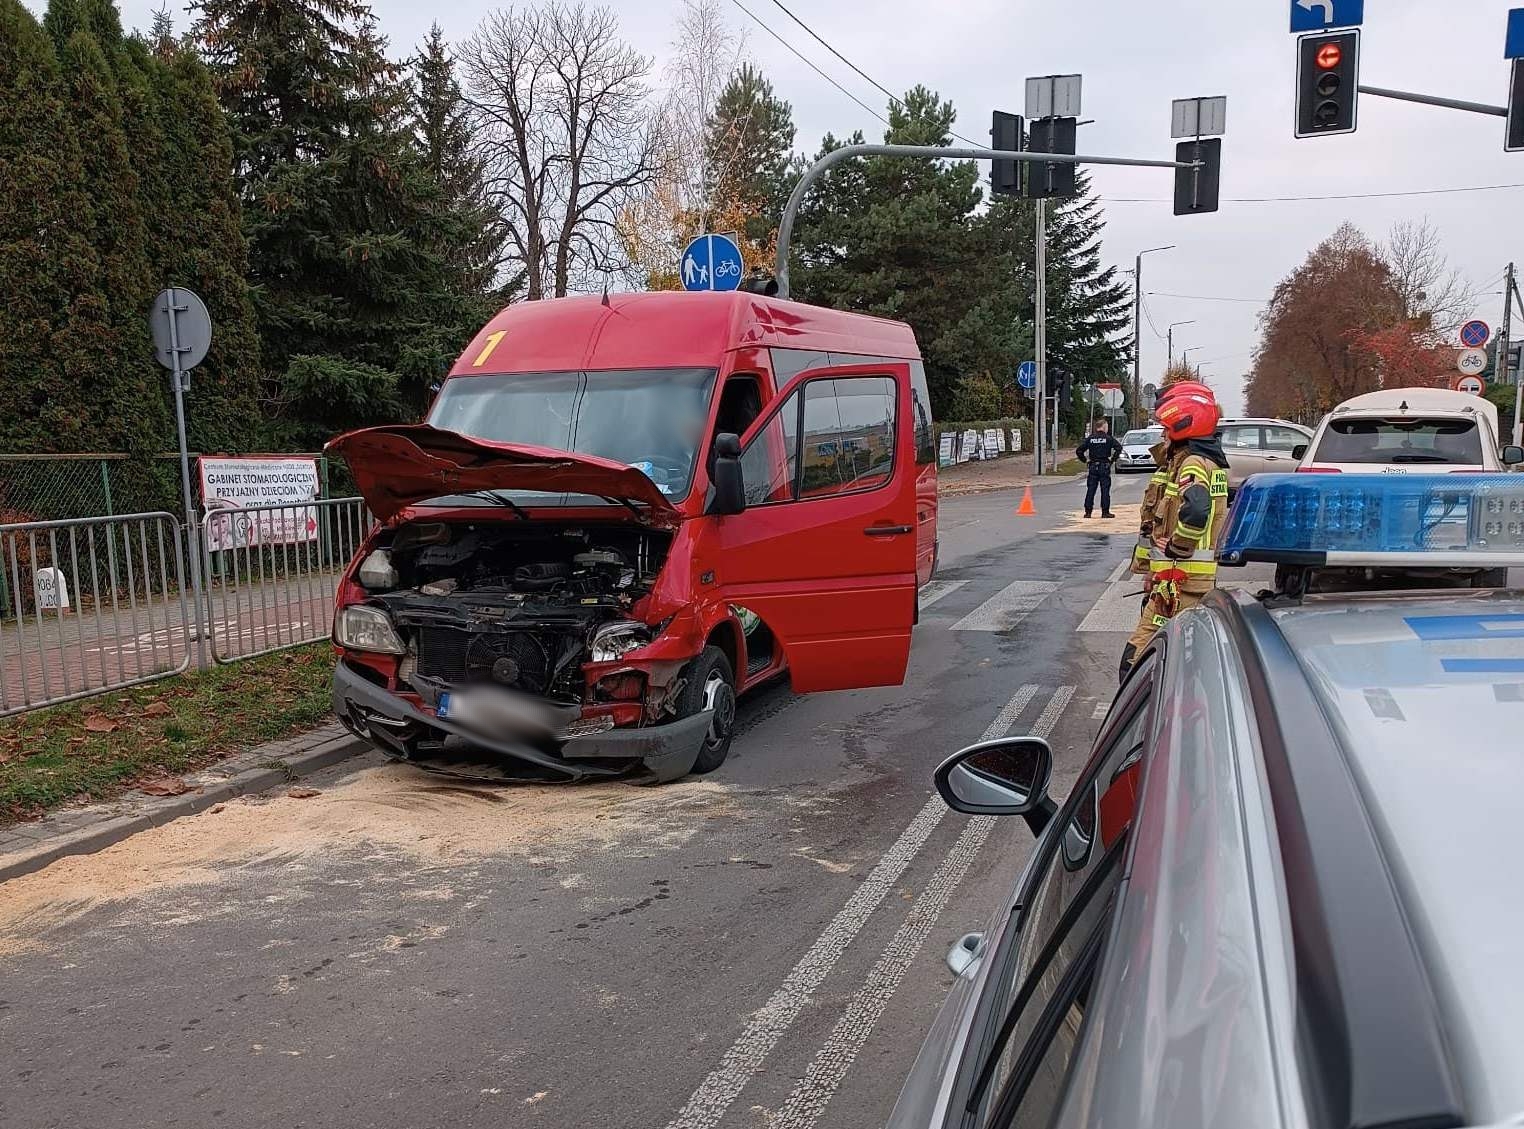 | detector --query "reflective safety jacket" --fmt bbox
[1147,445,1230,594]
[1131,439,1174,577]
